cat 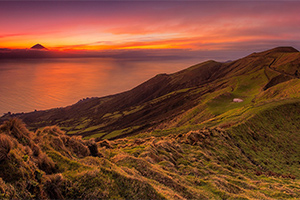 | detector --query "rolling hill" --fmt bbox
[1,47,300,199]
[4,46,300,140]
